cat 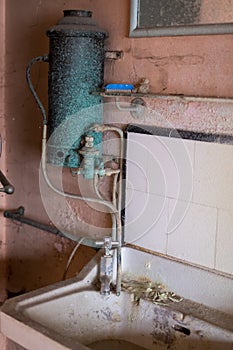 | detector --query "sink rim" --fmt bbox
[1,246,233,350]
